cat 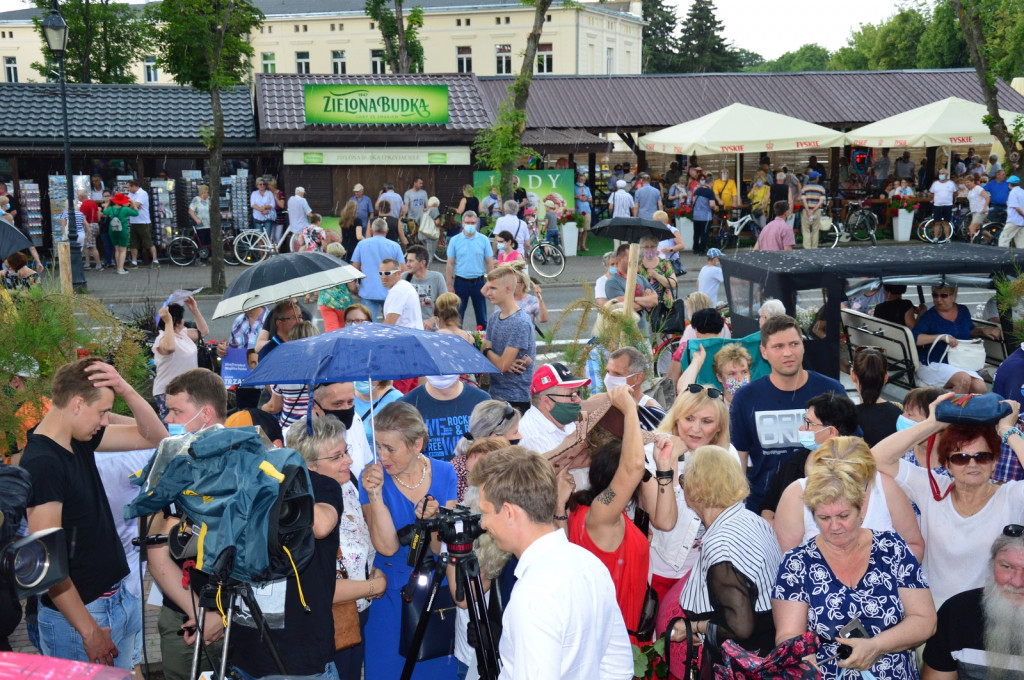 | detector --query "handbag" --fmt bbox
[195,332,216,371]
[399,557,457,661]
[418,212,440,240]
[332,559,362,651]
[817,215,833,232]
[934,392,1012,426]
[665,616,707,680]
[926,335,986,372]
[629,584,660,641]
[713,631,818,680]
[650,299,687,335]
